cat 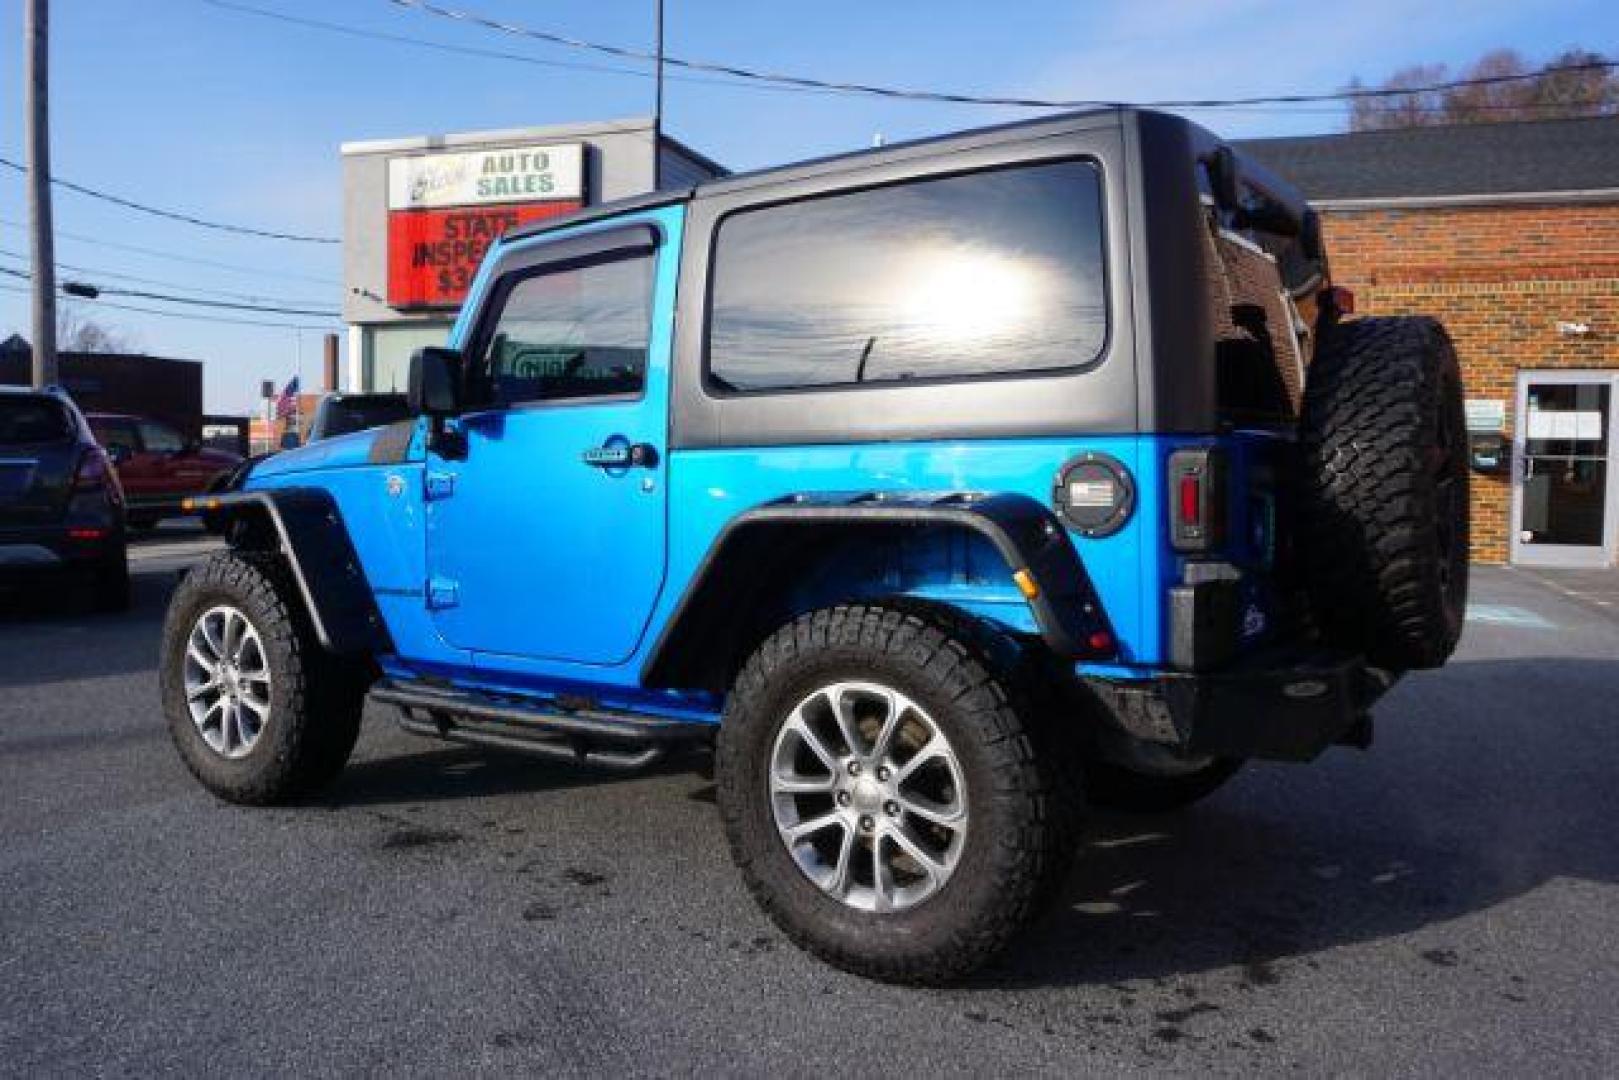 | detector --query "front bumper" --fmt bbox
[1080,649,1398,762]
